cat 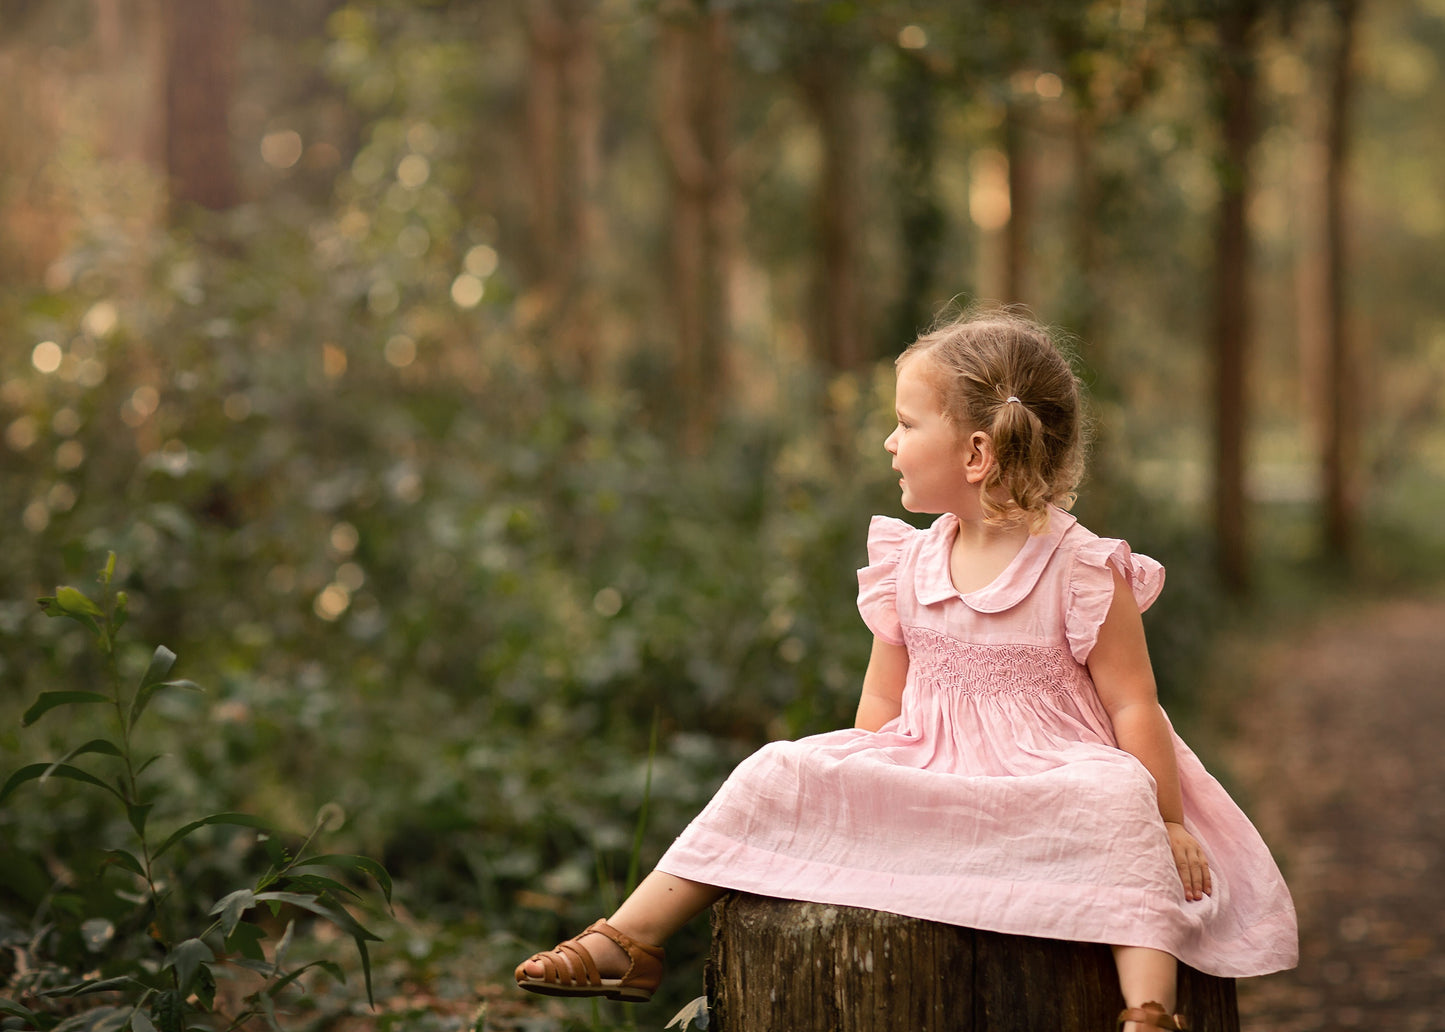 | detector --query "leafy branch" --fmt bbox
[1,553,391,1032]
